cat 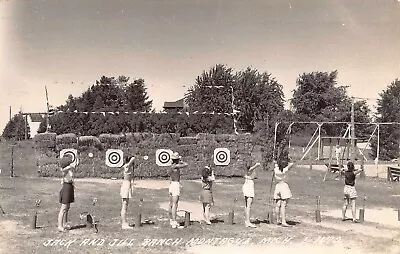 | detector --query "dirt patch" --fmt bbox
[74,178,171,190]
[186,243,364,254]
[296,164,394,179]
[134,180,170,190]
[322,207,400,229]
[0,220,19,253]
[159,201,216,222]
